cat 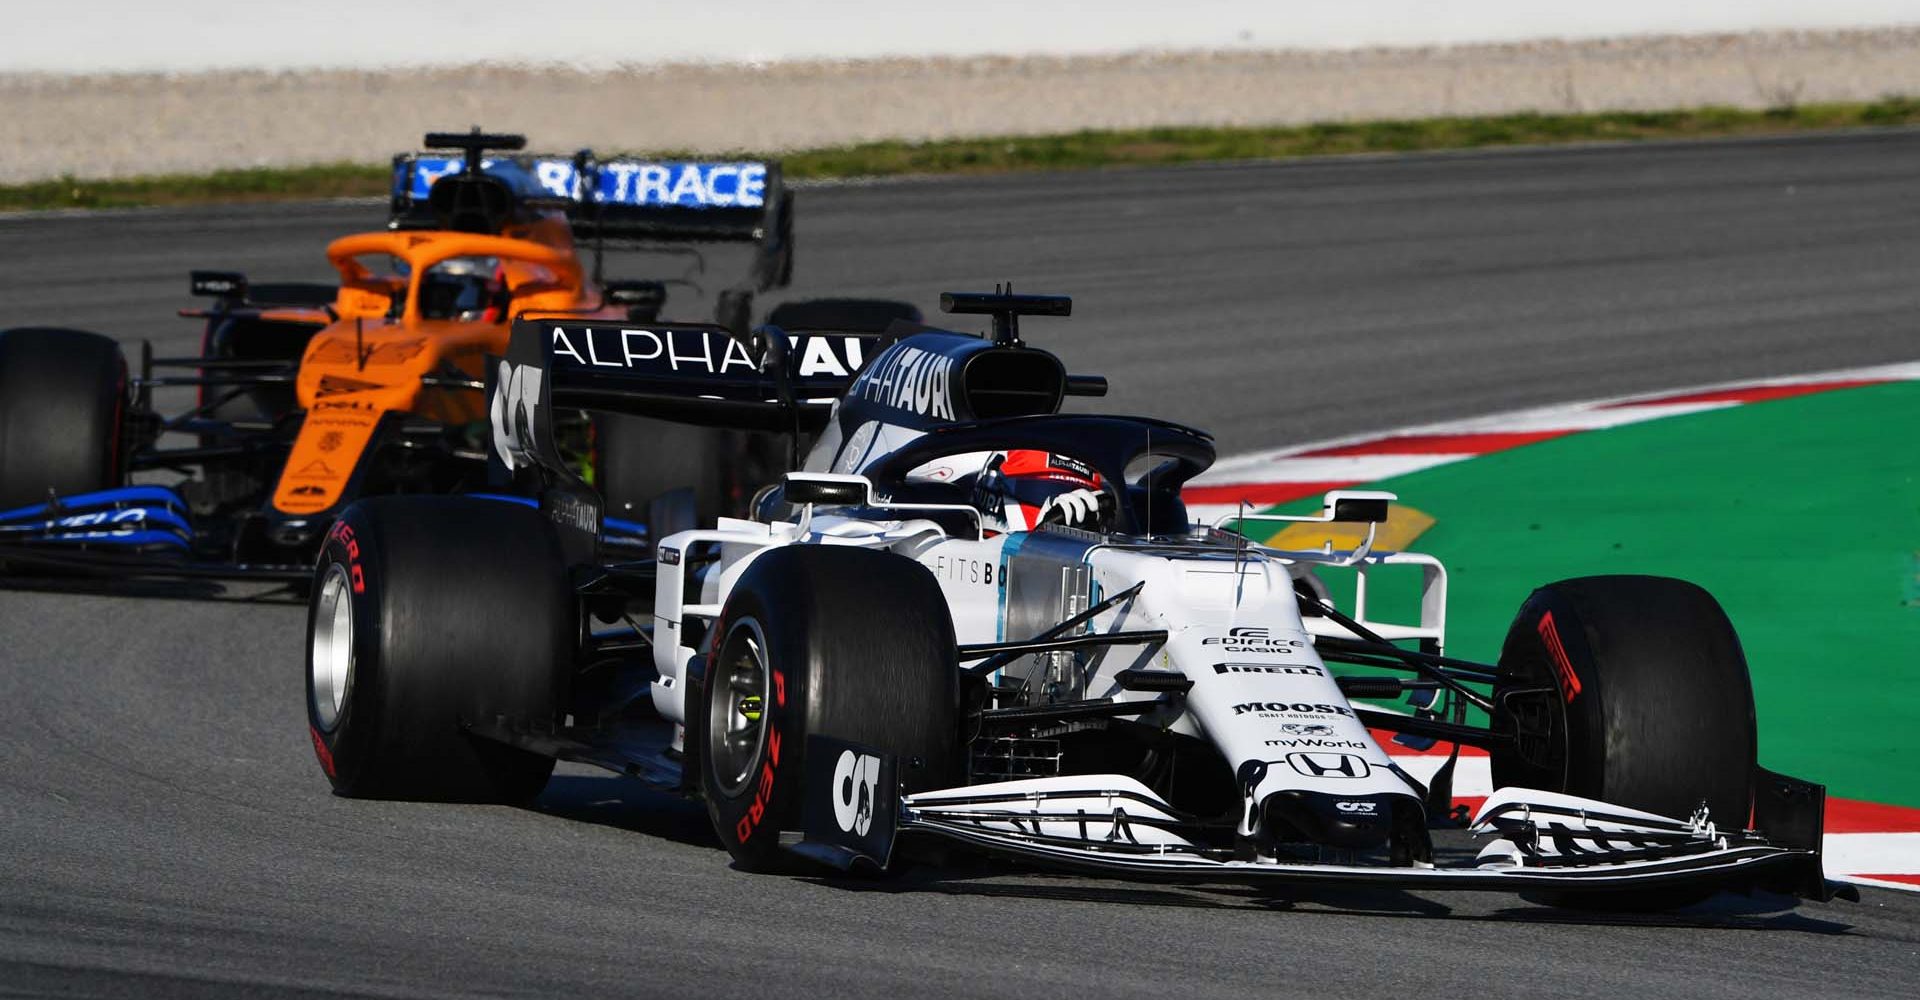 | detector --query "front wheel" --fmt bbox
[0,327,127,509]
[1492,574,1757,908]
[699,545,962,871]
[306,496,572,802]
